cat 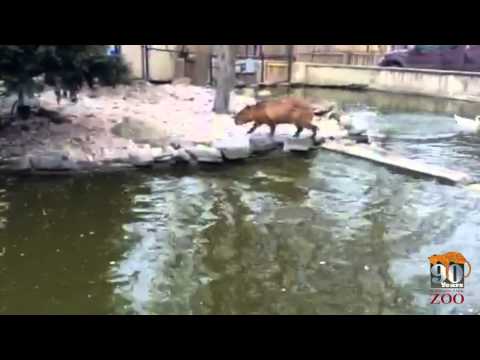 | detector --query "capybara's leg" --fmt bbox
[247,123,259,134]
[269,124,276,137]
[294,126,304,138]
[54,89,61,105]
[306,124,318,140]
